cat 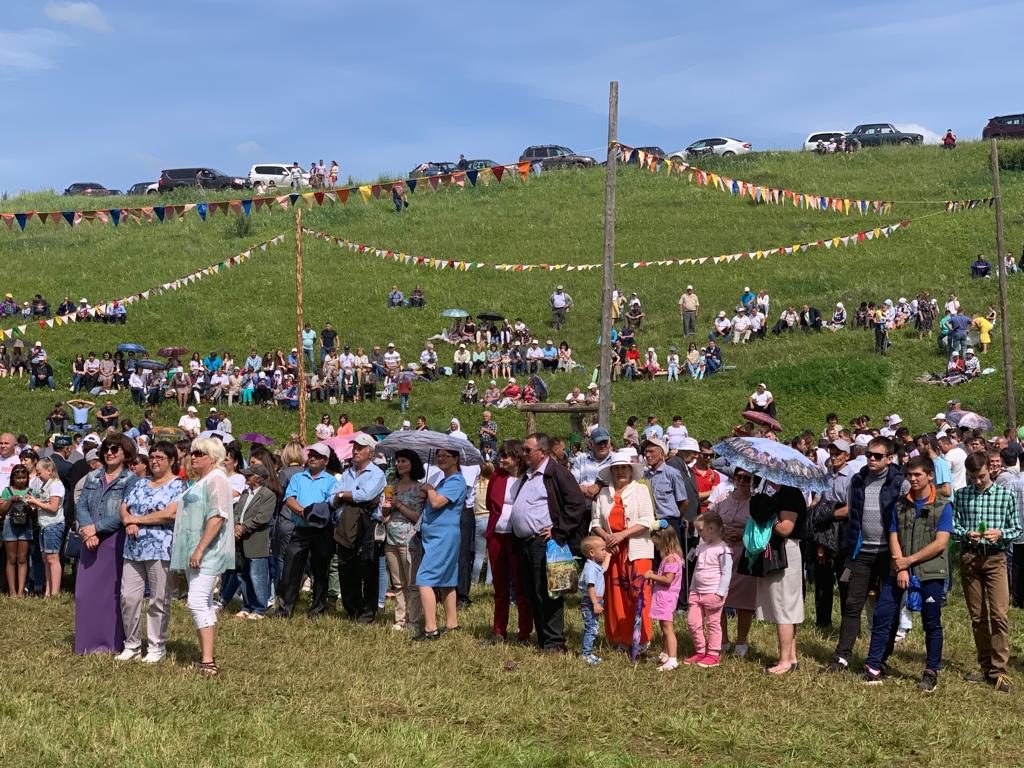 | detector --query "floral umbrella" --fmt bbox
[712,436,828,492]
